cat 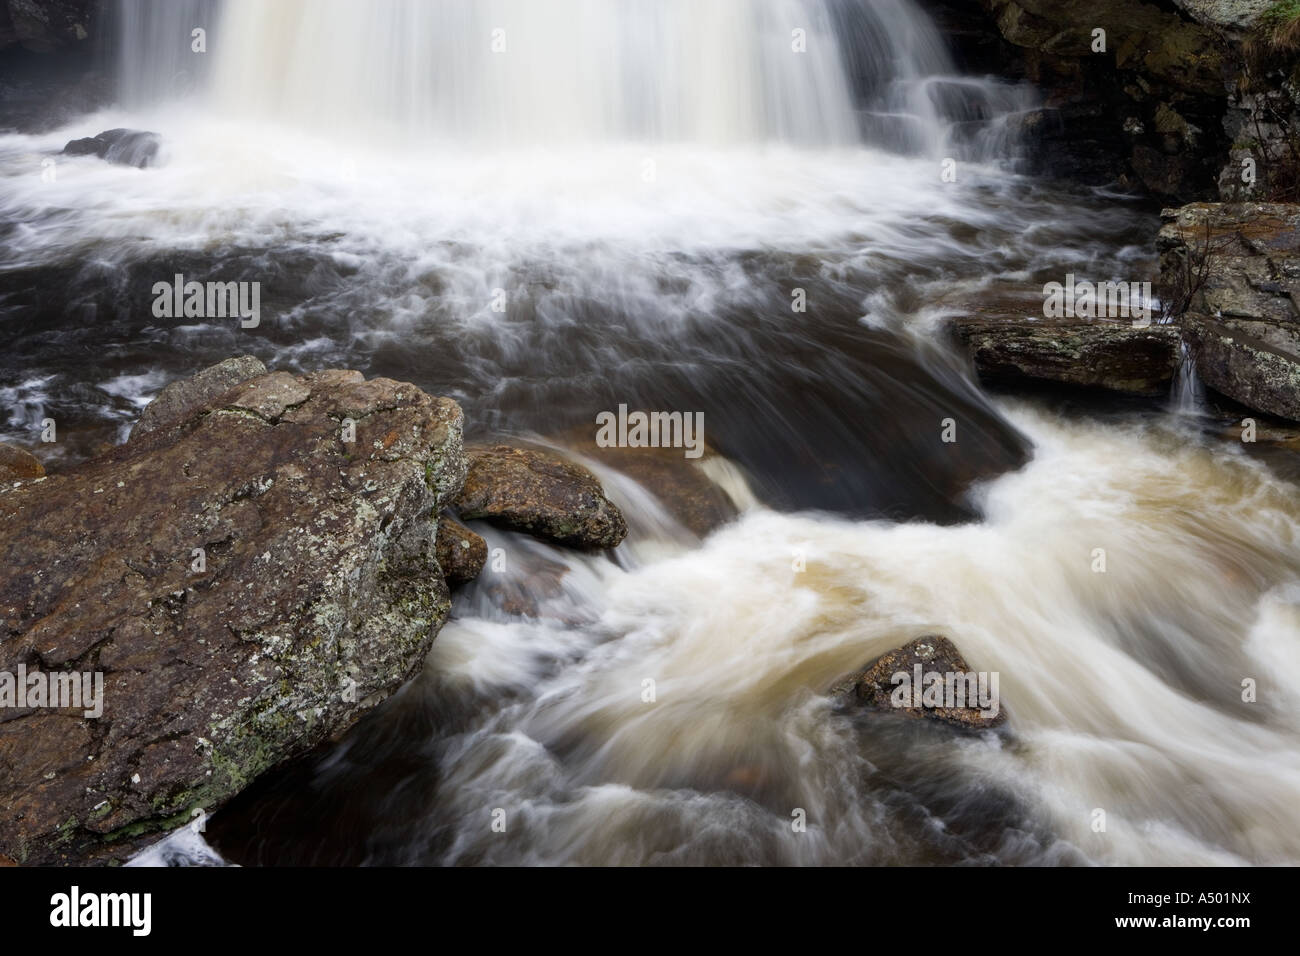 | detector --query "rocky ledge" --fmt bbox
[953,318,1182,397]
